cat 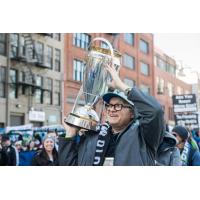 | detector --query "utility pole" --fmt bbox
[5,33,10,126]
